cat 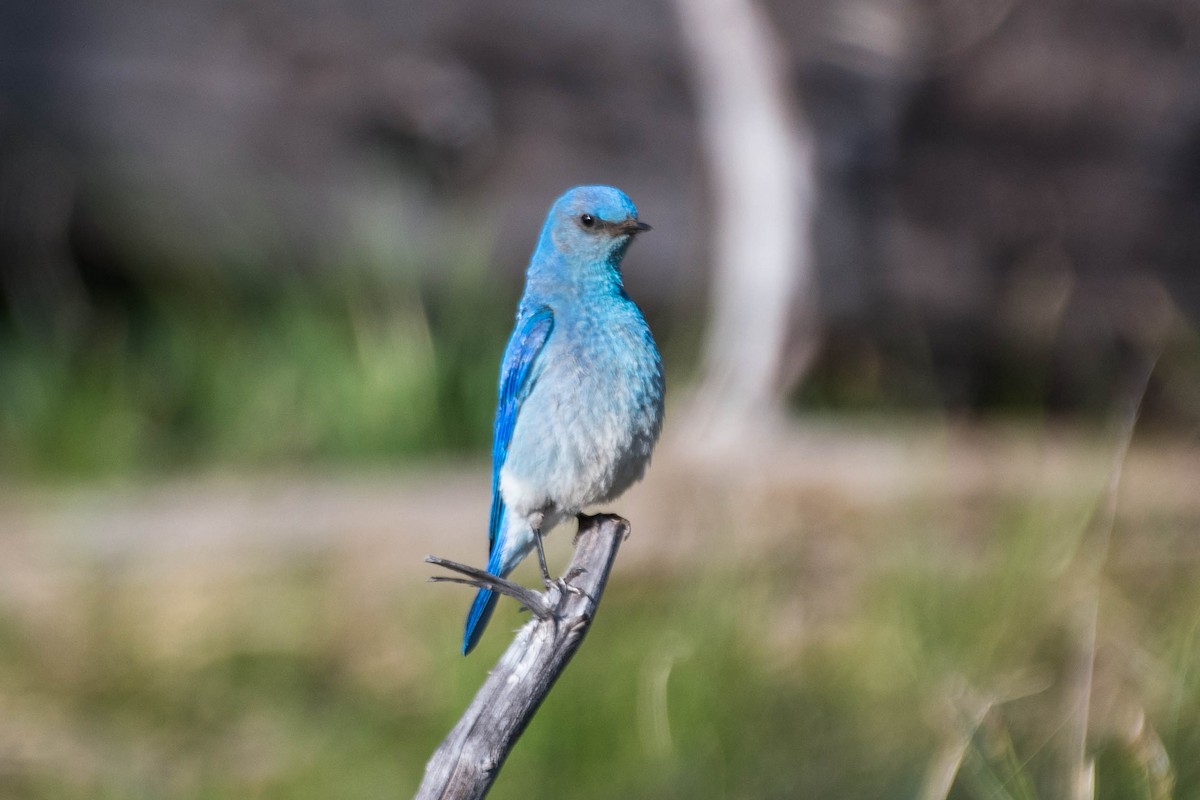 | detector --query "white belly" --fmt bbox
[500,322,662,521]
